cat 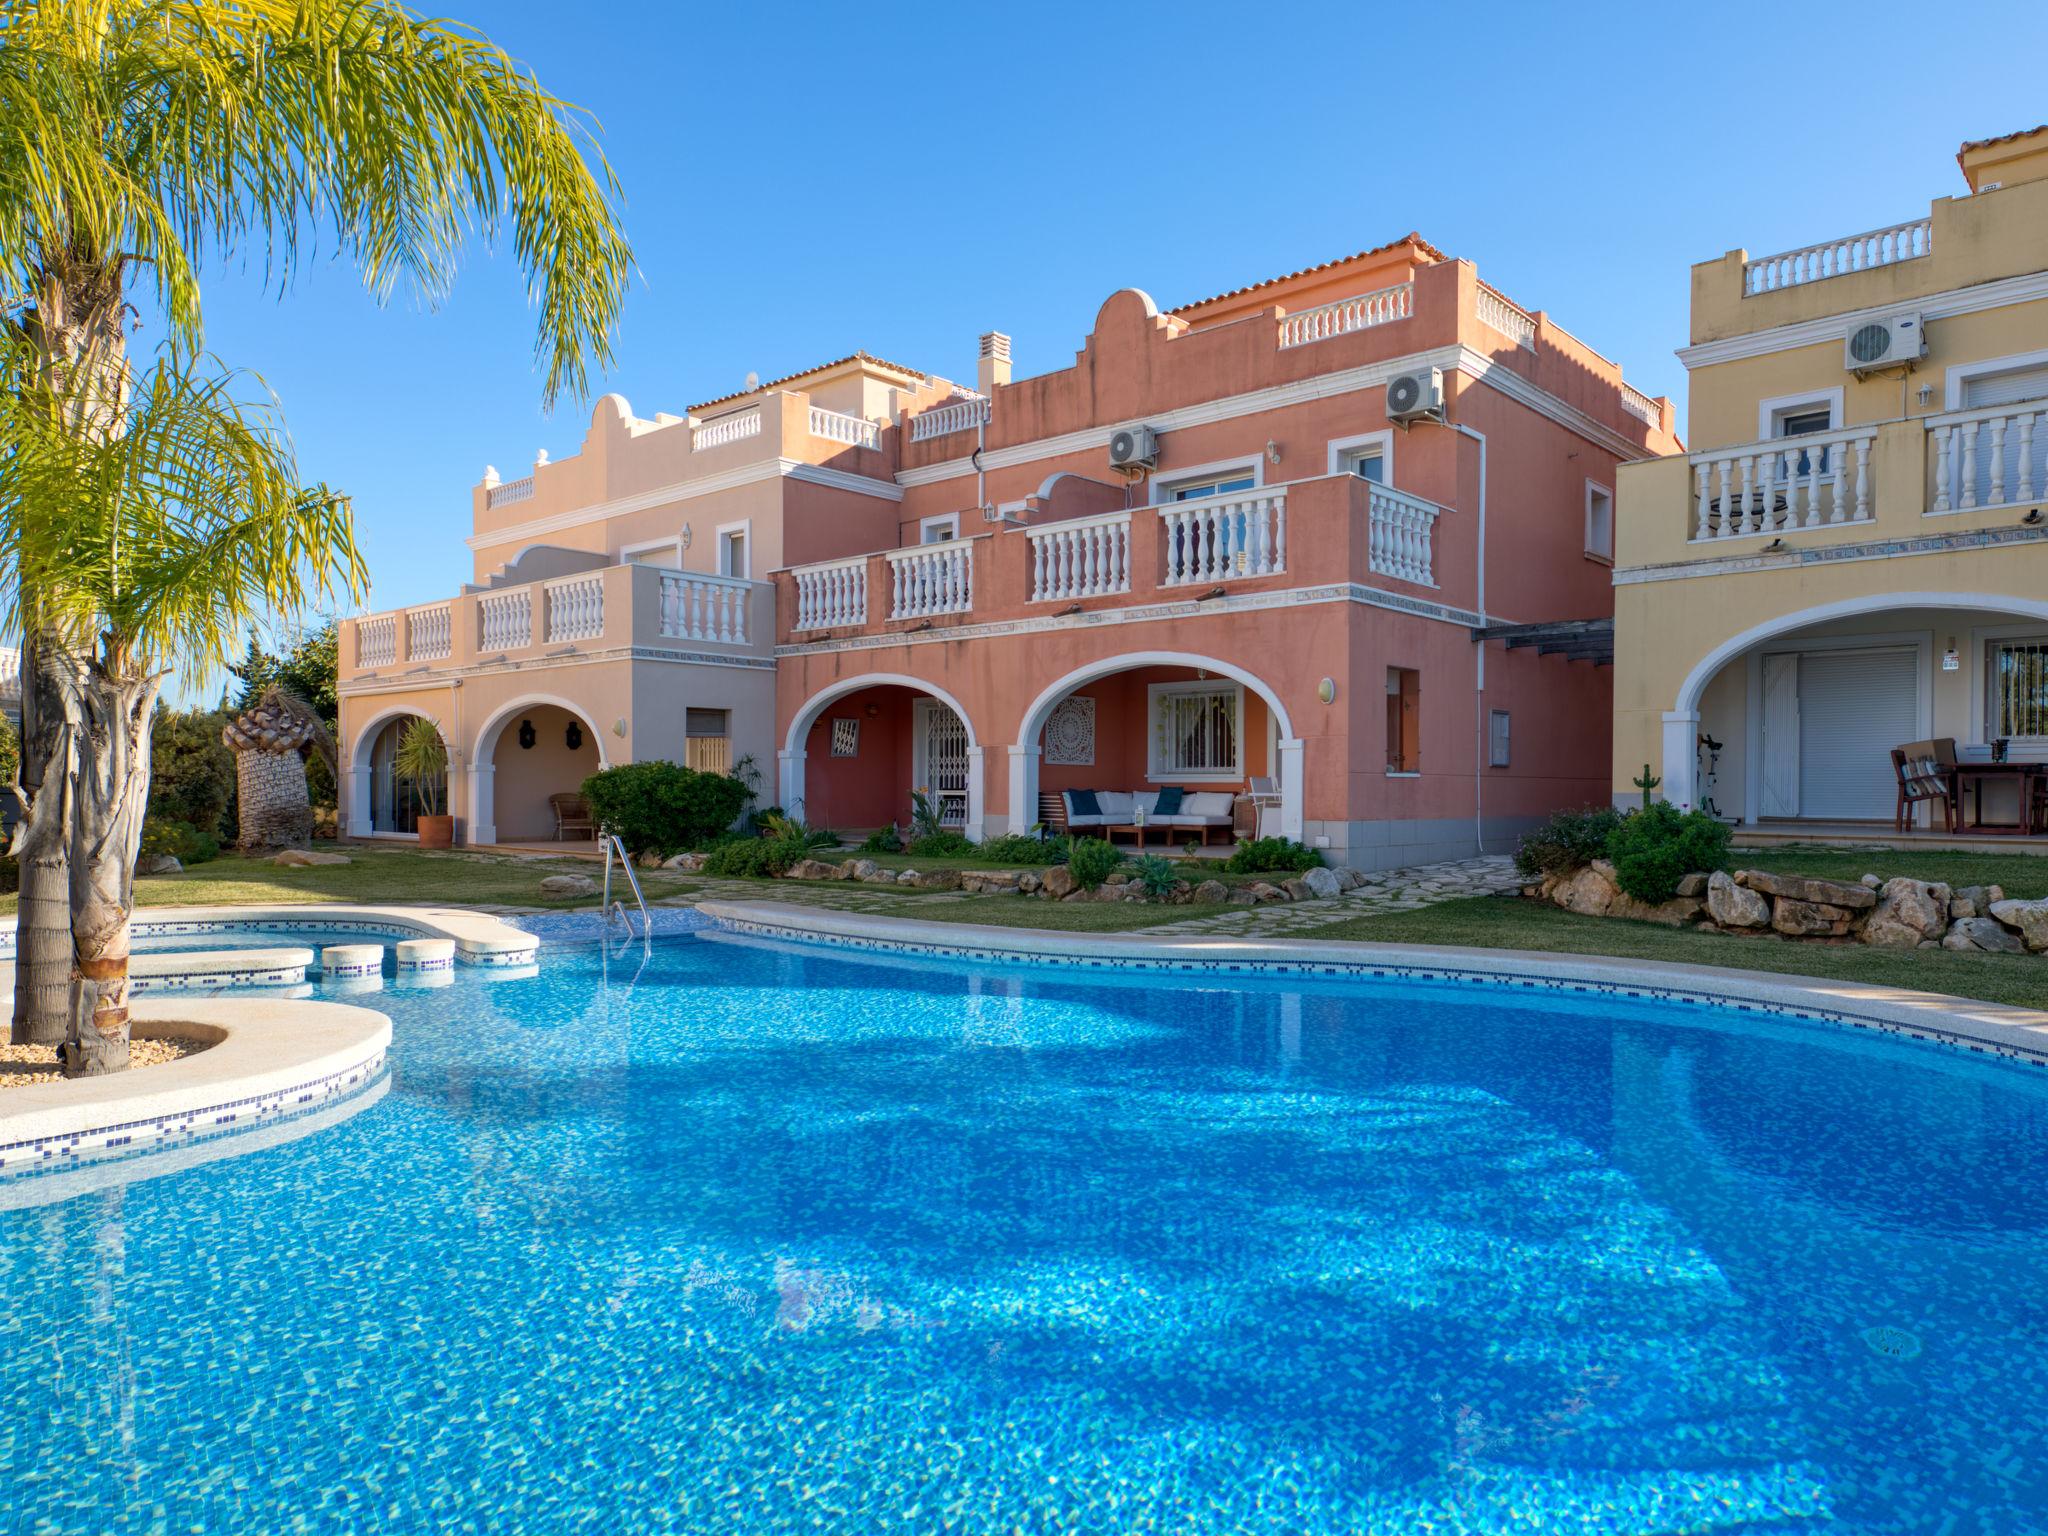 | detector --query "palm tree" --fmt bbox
[0,350,363,1072]
[0,0,633,1050]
